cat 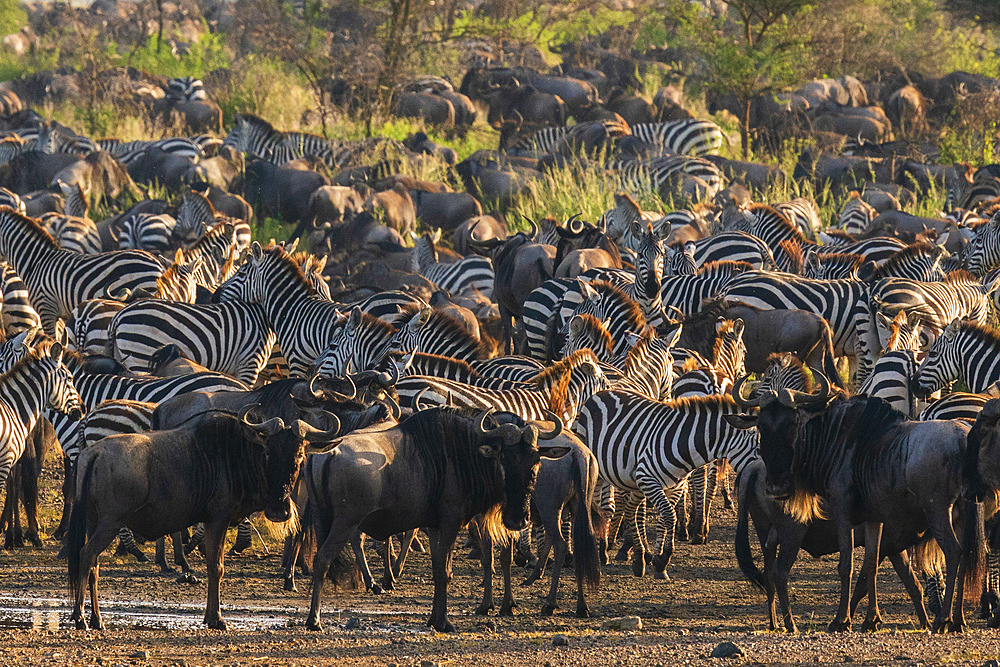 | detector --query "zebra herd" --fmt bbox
[0,93,998,634]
